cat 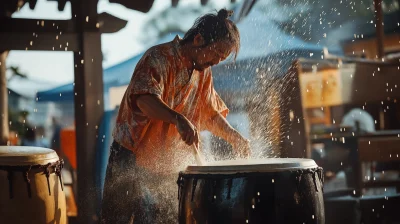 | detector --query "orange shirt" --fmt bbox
[113,35,228,173]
